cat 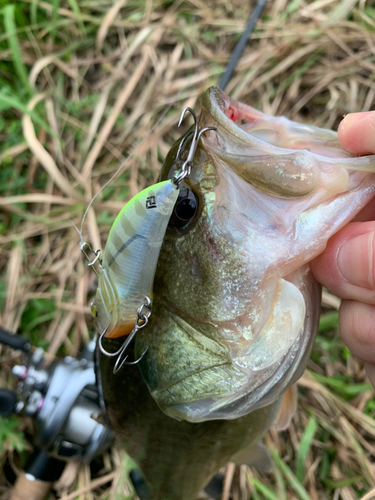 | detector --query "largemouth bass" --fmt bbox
[98,87,375,500]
